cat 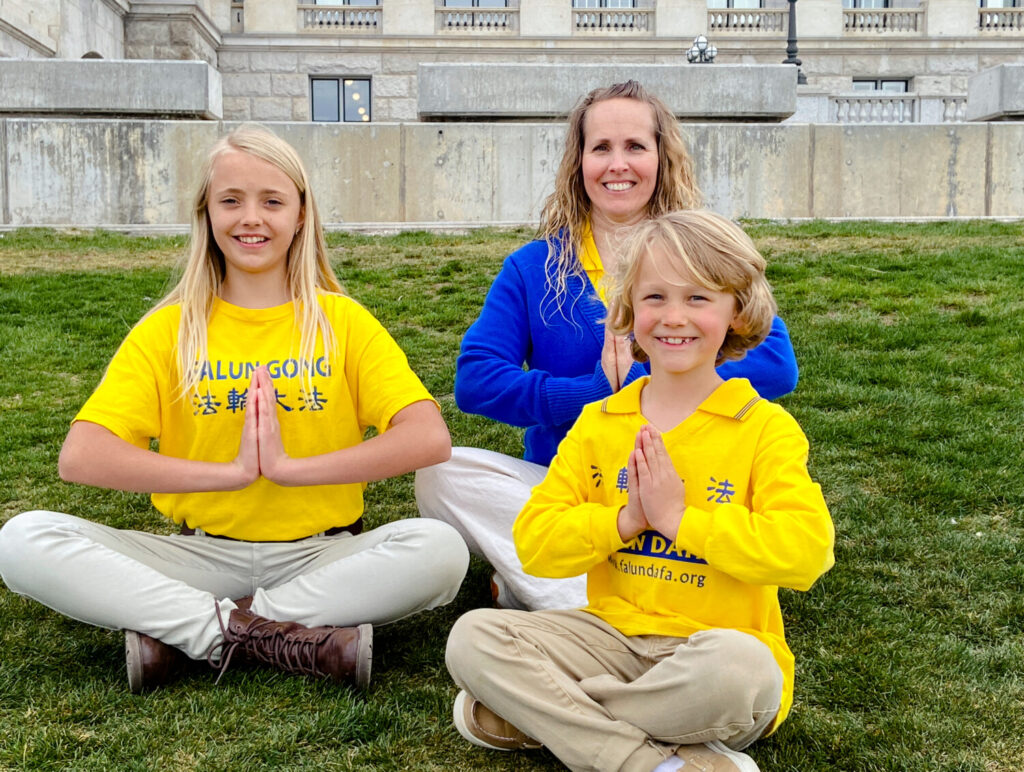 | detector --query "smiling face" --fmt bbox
[207,148,303,291]
[581,97,659,229]
[630,245,737,379]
